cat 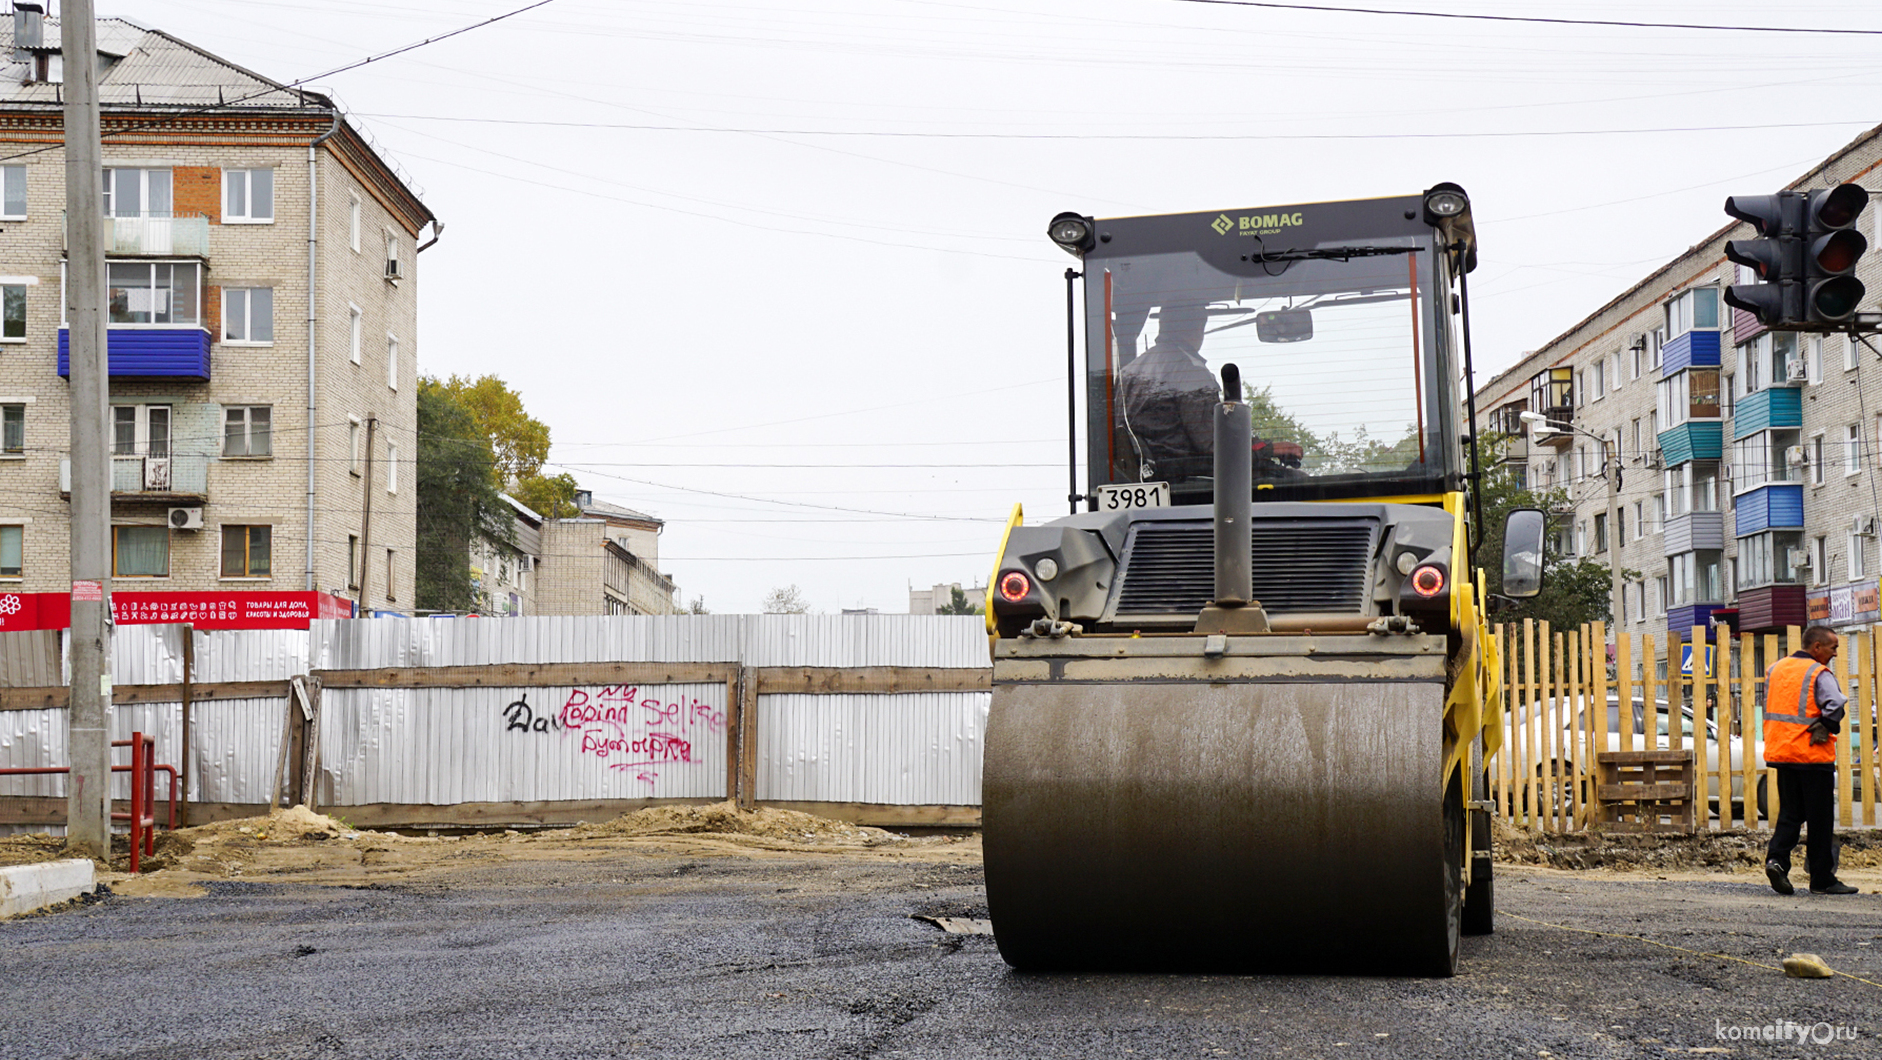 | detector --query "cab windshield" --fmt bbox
[1088,240,1455,503]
